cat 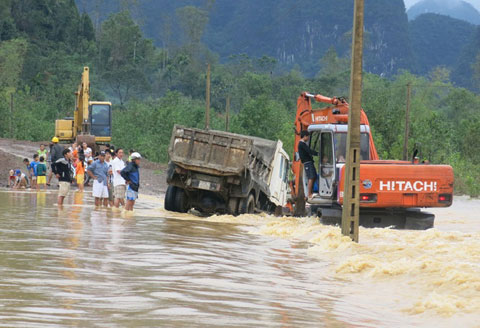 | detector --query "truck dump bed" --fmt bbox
[168,125,277,177]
